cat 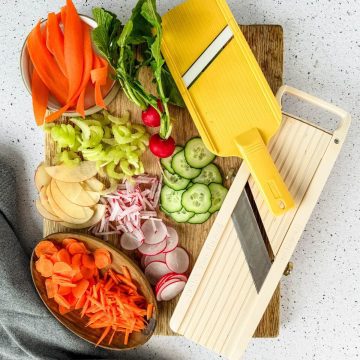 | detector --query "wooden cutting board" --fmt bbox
[43,25,283,337]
